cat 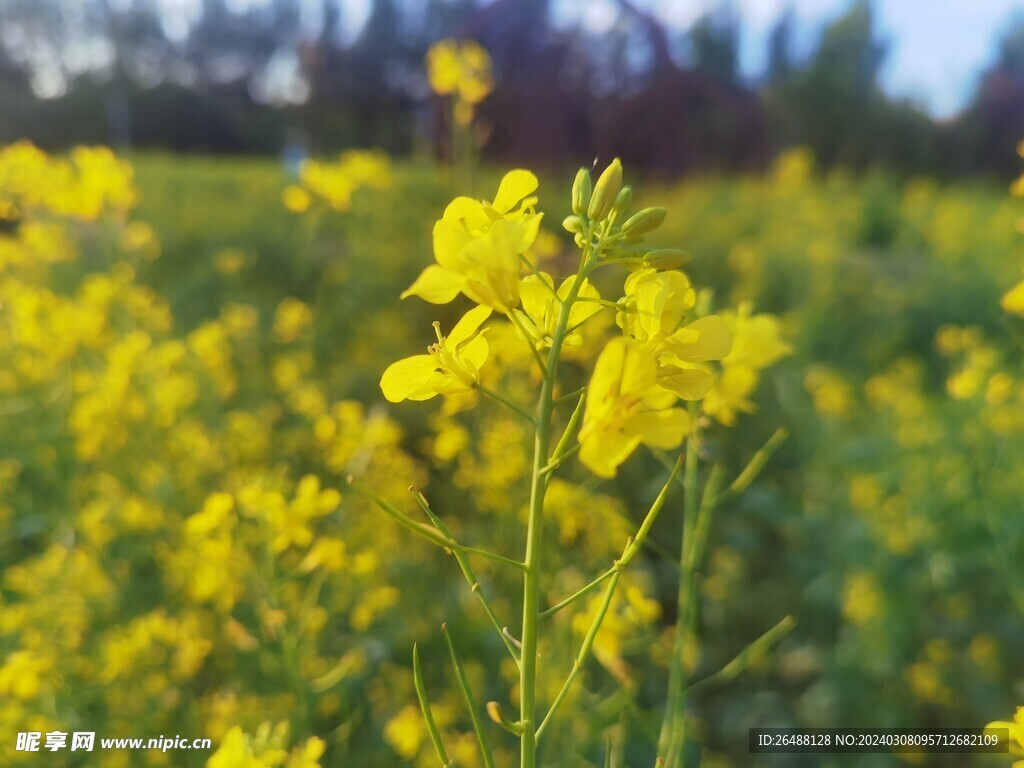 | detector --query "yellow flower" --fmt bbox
[286,737,325,768]
[703,303,790,425]
[513,271,601,347]
[281,185,312,214]
[425,39,493,106]
[272,298,314,344]
[986,706,1024,765]
[615,268,732,400]
[207,727,264,768]
[578,338,691,478]
[1002,277,1024,316]
[380,306,491,402]
[402,170,542,311]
